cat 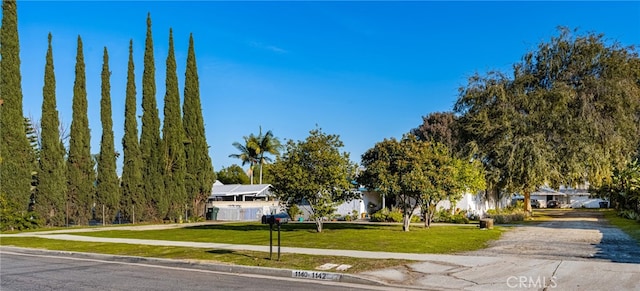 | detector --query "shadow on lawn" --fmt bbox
[186,222,384,232]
